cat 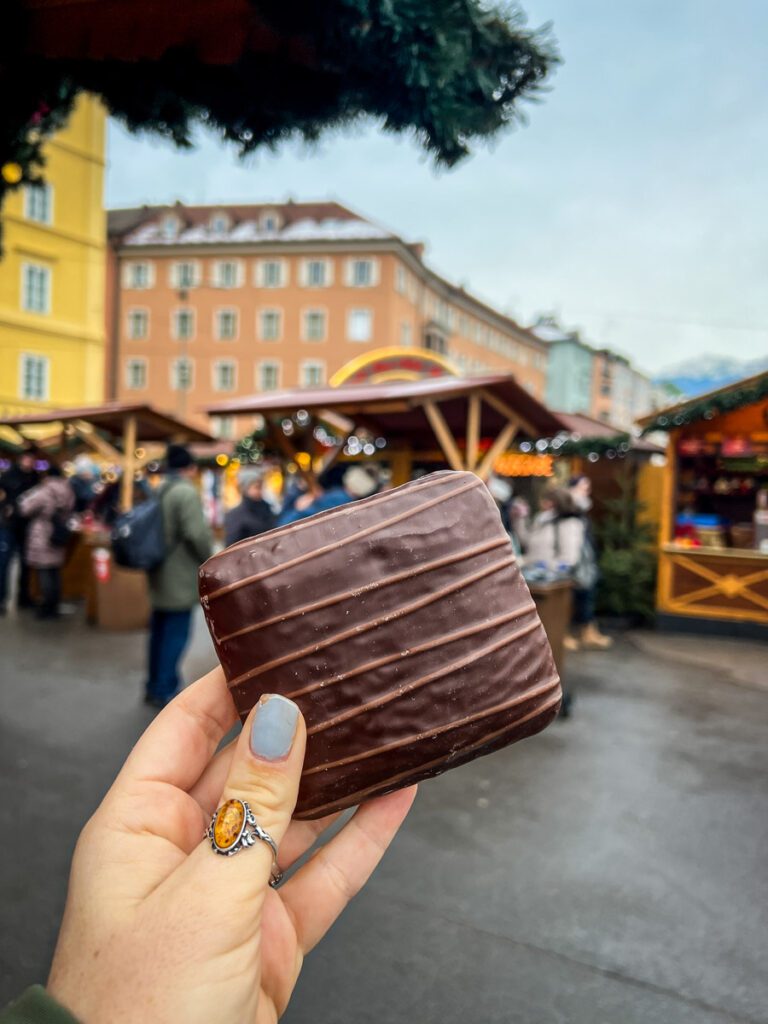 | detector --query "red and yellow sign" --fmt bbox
[331,346,460,386]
